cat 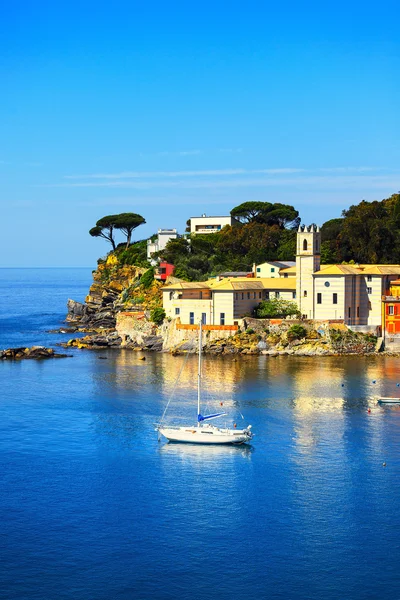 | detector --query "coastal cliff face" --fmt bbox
[64,254,378,356]
[65,254,162,335]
